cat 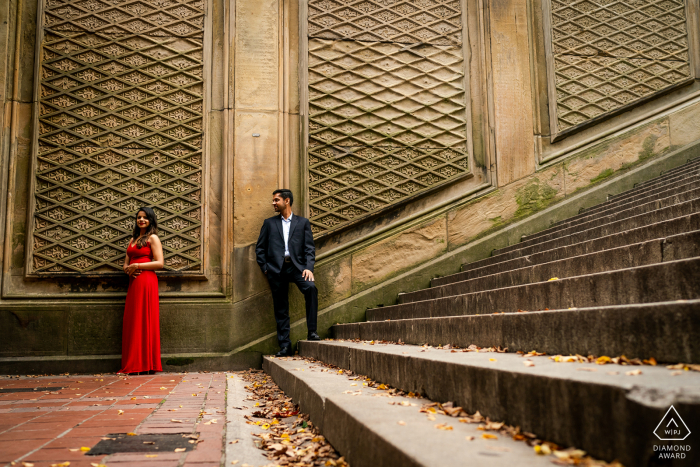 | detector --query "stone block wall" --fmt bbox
[0,0,699,371]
